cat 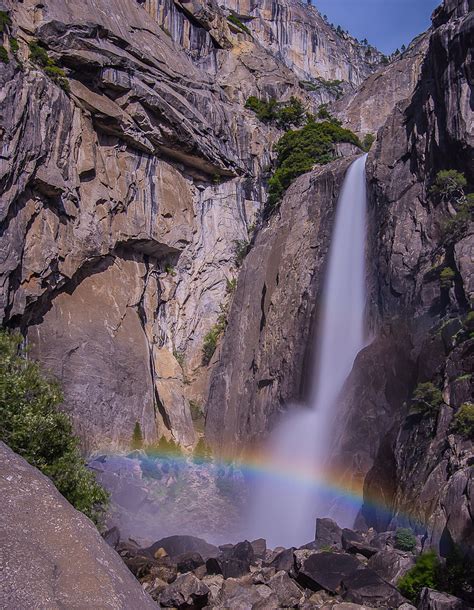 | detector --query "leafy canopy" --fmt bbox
[0,331,108,525]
